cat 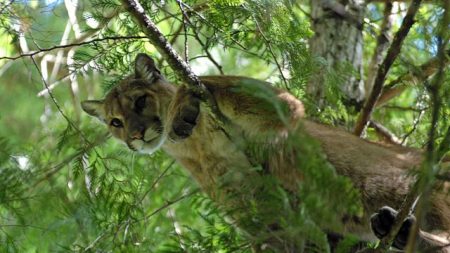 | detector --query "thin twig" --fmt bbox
[0,36,148,61]
[253,17,289,90]
[36,39,143,97]
[368,120,401,145]
[175,1,224,74]
[190,33,224,75]
[381,105,427,112]
[29,134,109,190]
[30,56,91,144]
[176,0,189,61]
[83,189,196,251]
[83,231,108,251]
[178,1,247,50]
[0,224,45,231]
[168,208,184,249]
[136,190,198,223]
[138,160,176,203]
[354,0,422,136]
[154,2,209,25]
[401,104,426,145]
[156,2,259,69]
